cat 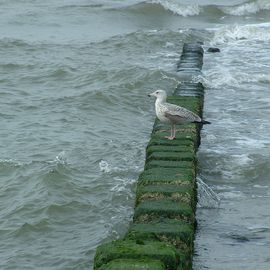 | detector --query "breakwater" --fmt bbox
[94,43,205,270]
